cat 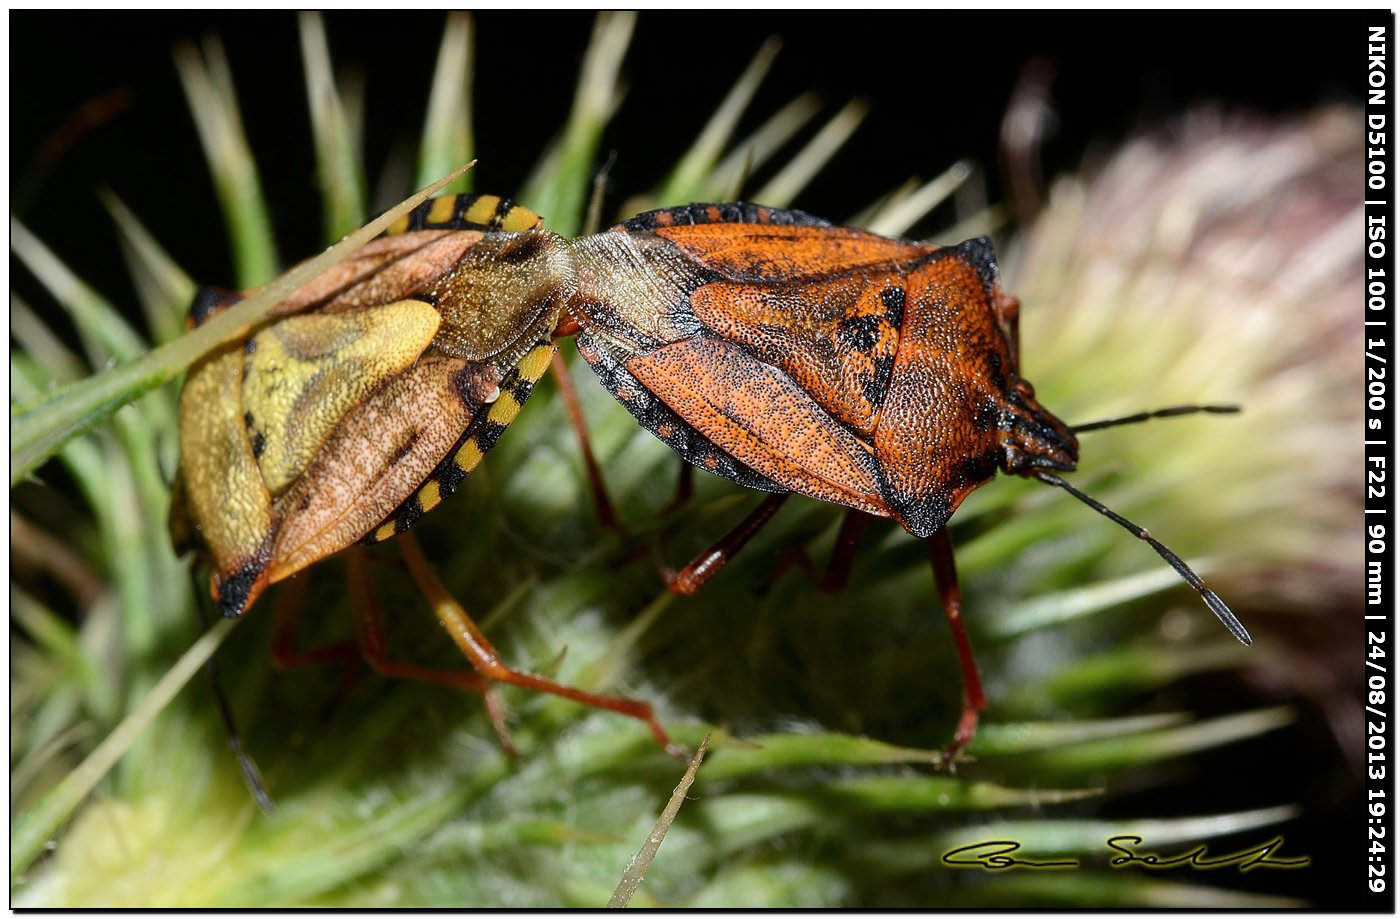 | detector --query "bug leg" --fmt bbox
[994,288,1021,371]
[196,581,275,814]
[269,572,362,703]
[659,459,694,517]
[397,534,683,759]
[344,546,517,757]
[774,508,873,594]
[927,528,987,768]
[551,348,627,535]
[582,150,617,236]
[666,493,790,596]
